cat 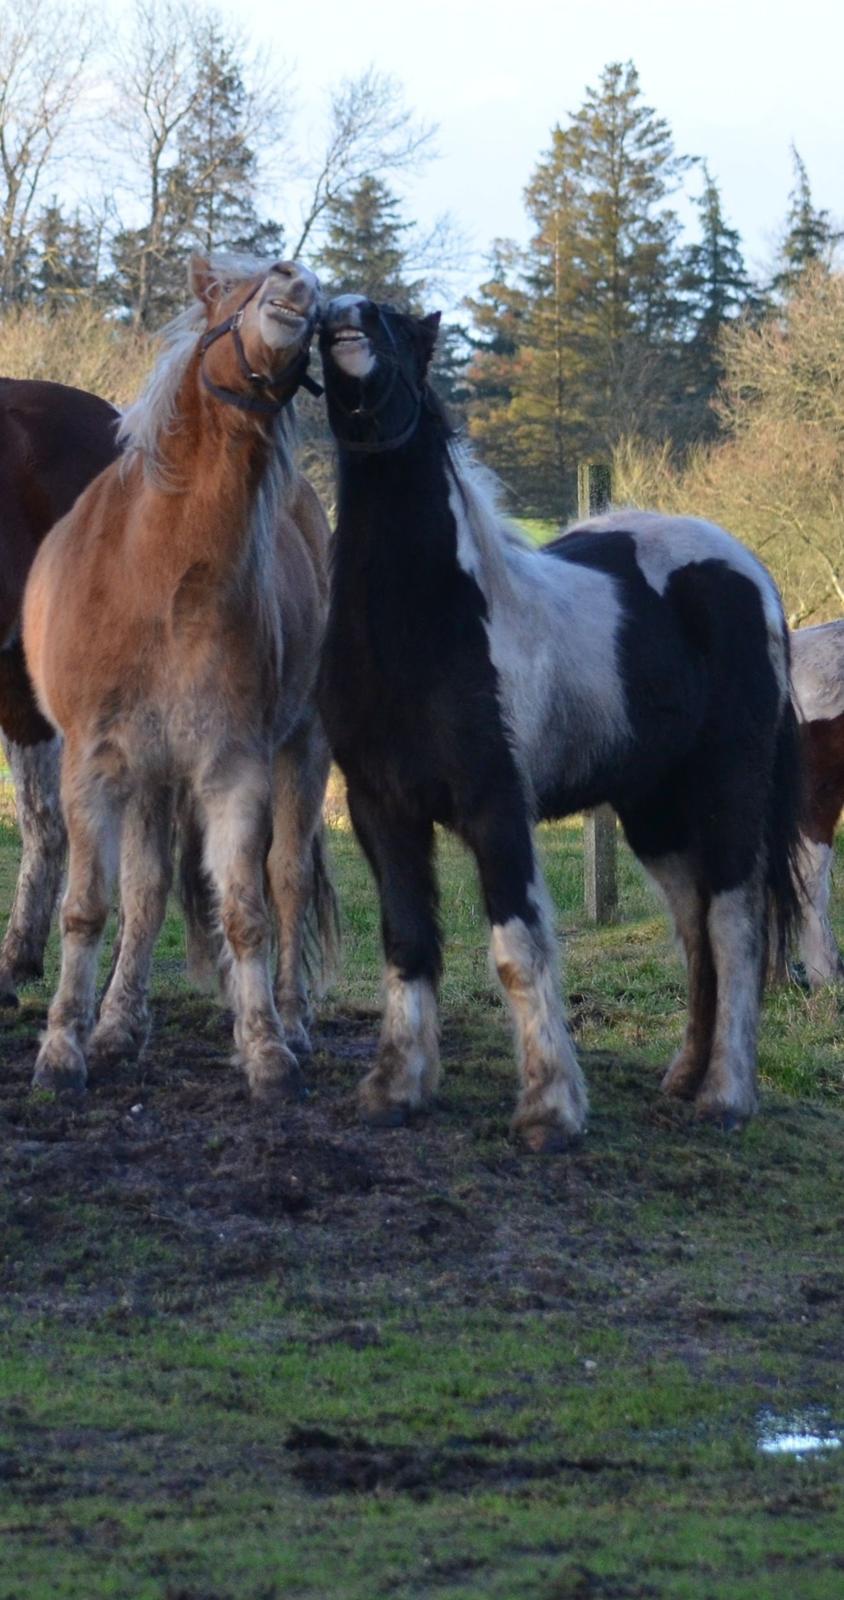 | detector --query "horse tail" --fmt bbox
[302,822,341,997]
[178,792,221,992]
[765,692,806,982]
